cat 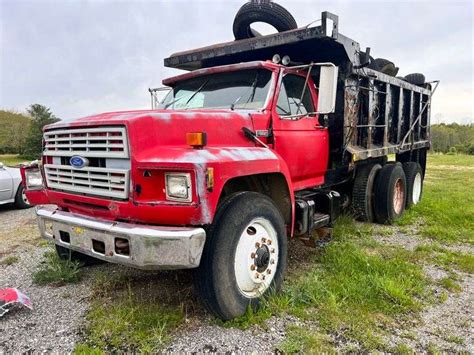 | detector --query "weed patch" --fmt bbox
[78,270,188,352]
[32,250,81,285]
[0,255,20,266]
[414,244,474,274]
[276,325,335,353]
